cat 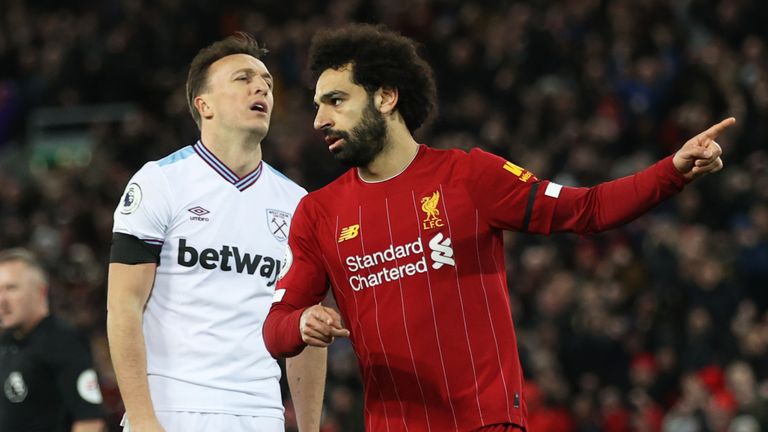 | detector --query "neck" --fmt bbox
[200,128,264,177]
[13,311,48,339]
[358,125,420,182]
